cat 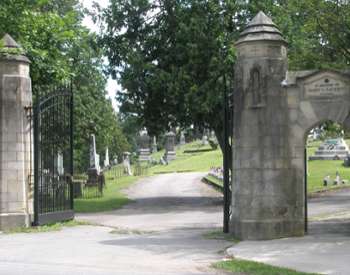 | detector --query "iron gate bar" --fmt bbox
[223,73,231,233]
[304,147,308,233]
